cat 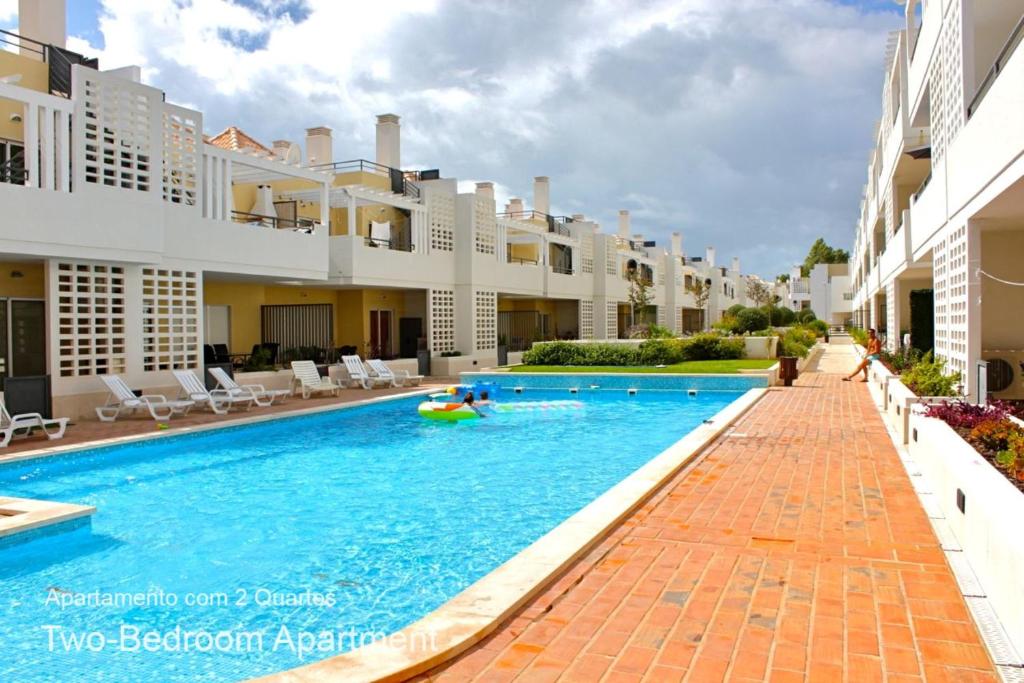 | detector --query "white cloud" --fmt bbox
[0,0,15,23]
[69,0,900,278]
